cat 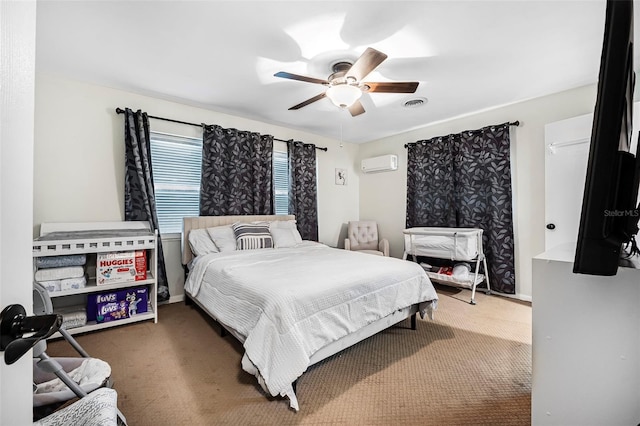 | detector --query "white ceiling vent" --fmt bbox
[403,97,428,108]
